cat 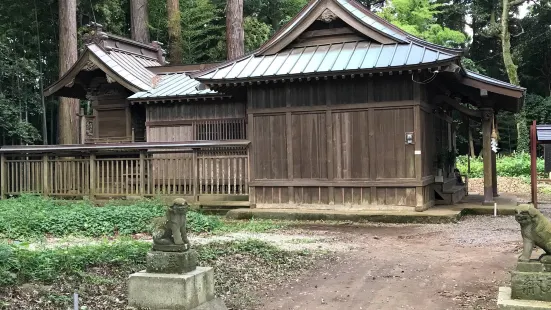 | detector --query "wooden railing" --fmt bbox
[0,141,249,200]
